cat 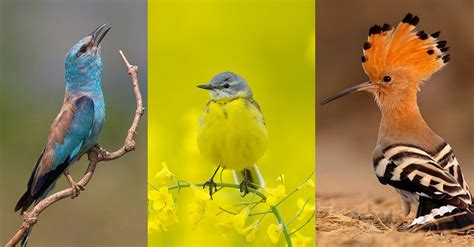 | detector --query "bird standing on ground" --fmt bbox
[322,13,473,233]
[15,24,110,245]
[197,72,267,198]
